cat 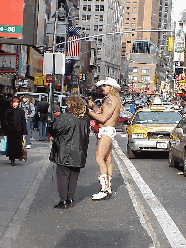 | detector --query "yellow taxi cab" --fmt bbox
[126,98,182,158]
